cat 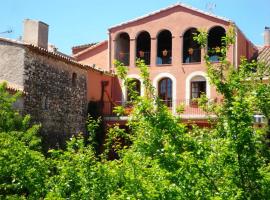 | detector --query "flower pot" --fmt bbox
[162,49,168,57]
[139,50,145,58]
